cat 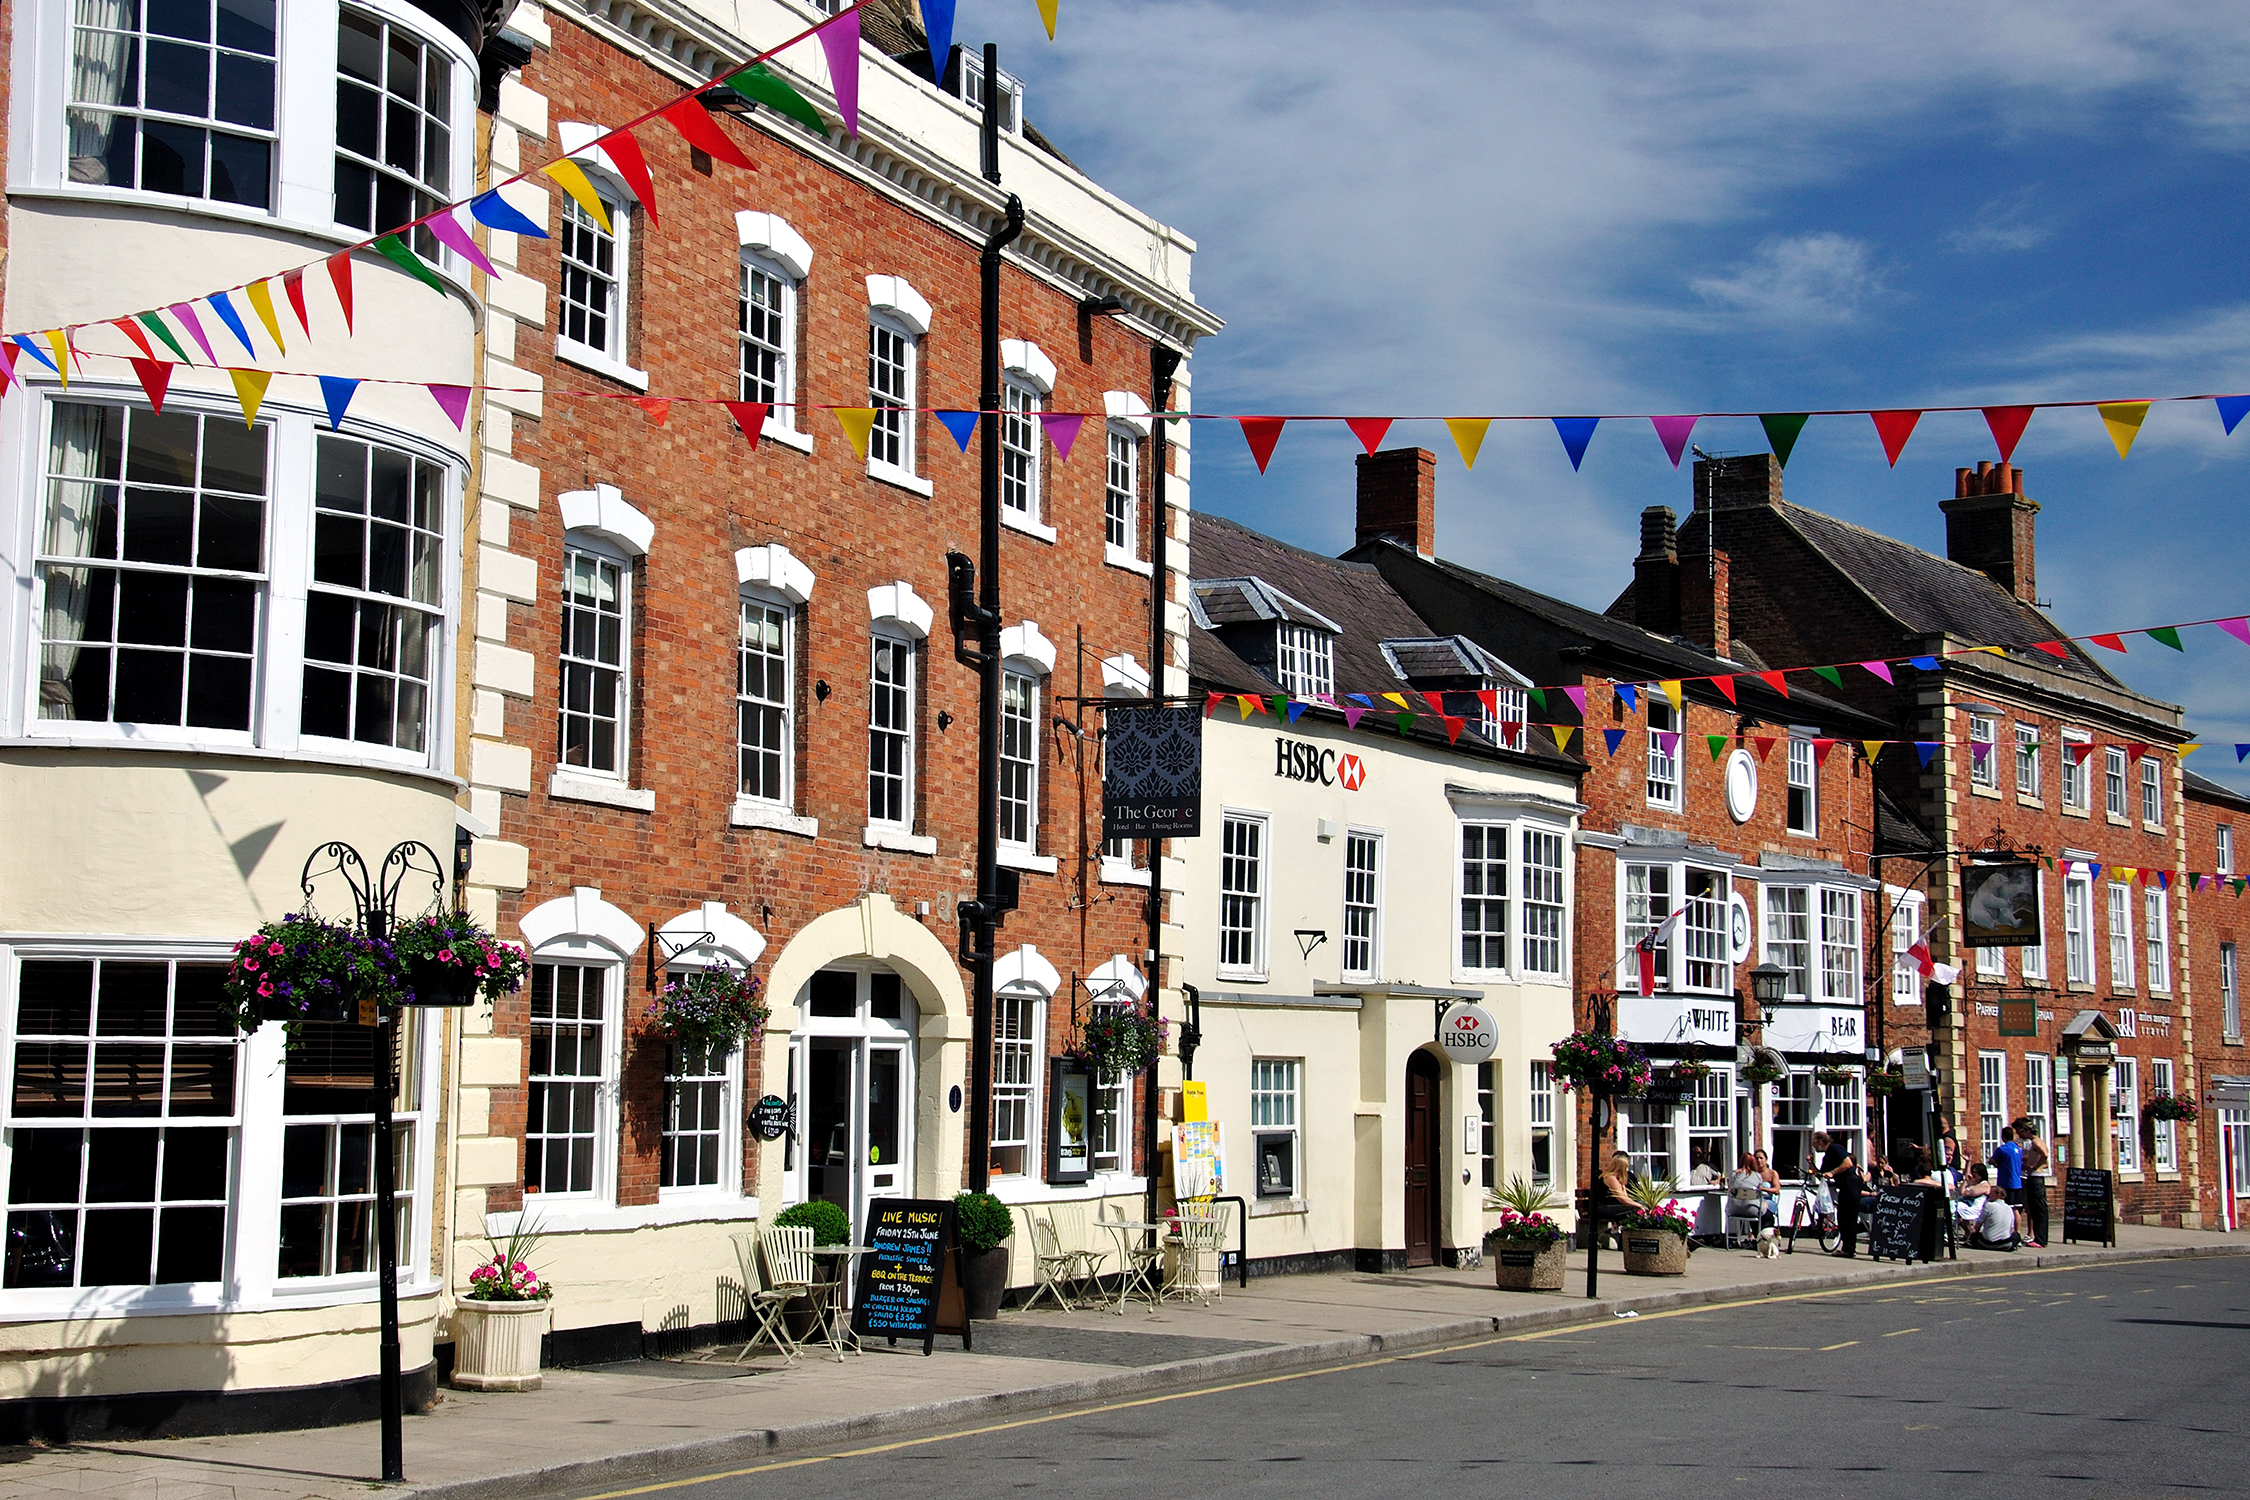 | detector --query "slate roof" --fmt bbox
[1191,578,1342,633]
[2186,769,2250,812]
[1875,783,1936,854]
[854,0,1075,167]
